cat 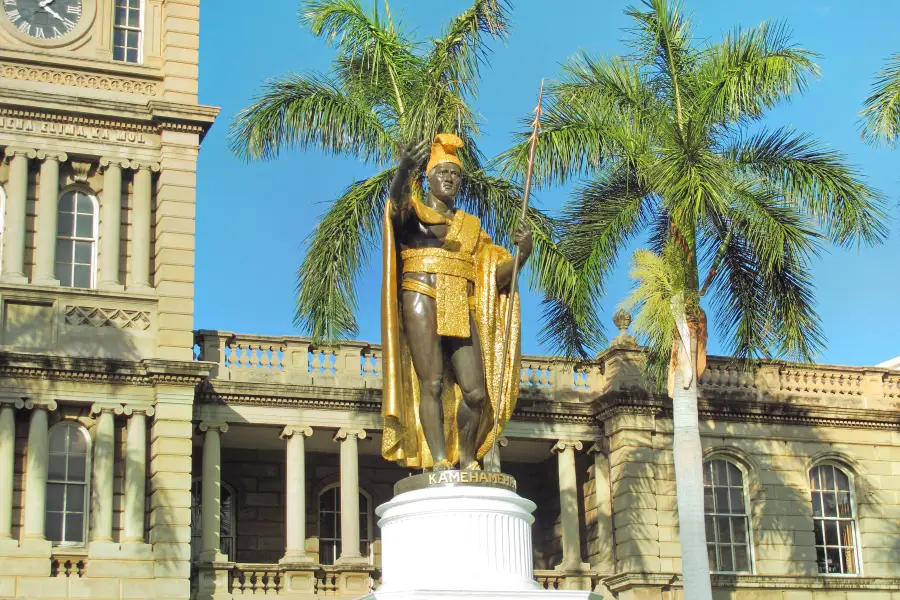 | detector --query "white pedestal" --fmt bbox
[361,481,602,600]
